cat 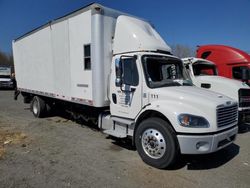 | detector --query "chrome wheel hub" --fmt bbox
[33,101,38,115]
[141,128,166,159]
